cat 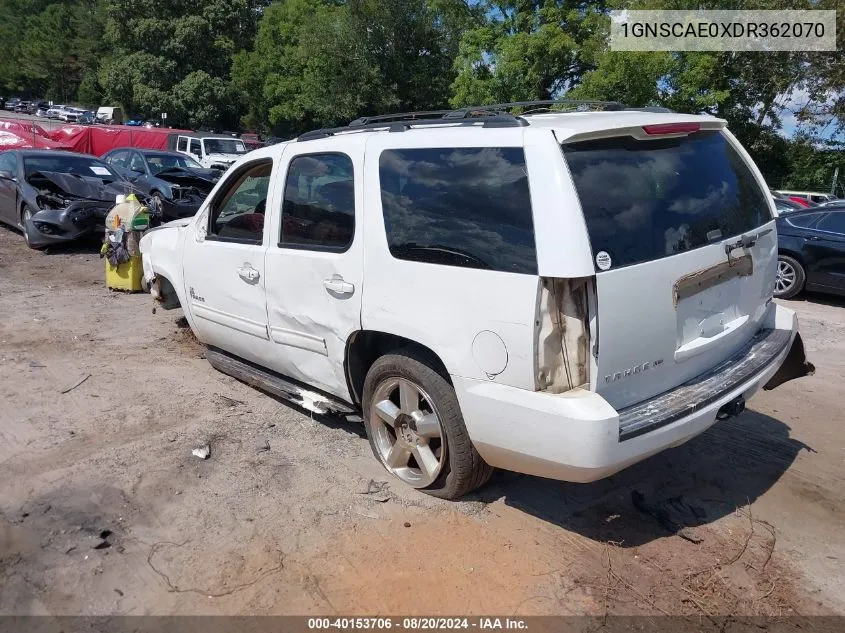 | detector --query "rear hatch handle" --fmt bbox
[724,227,773,261]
